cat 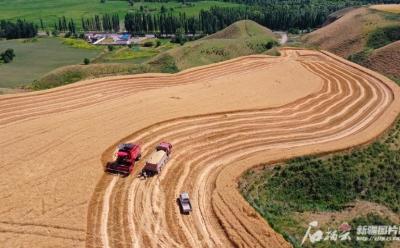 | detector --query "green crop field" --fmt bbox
[0,38,101,88]
[0,0,242,29]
